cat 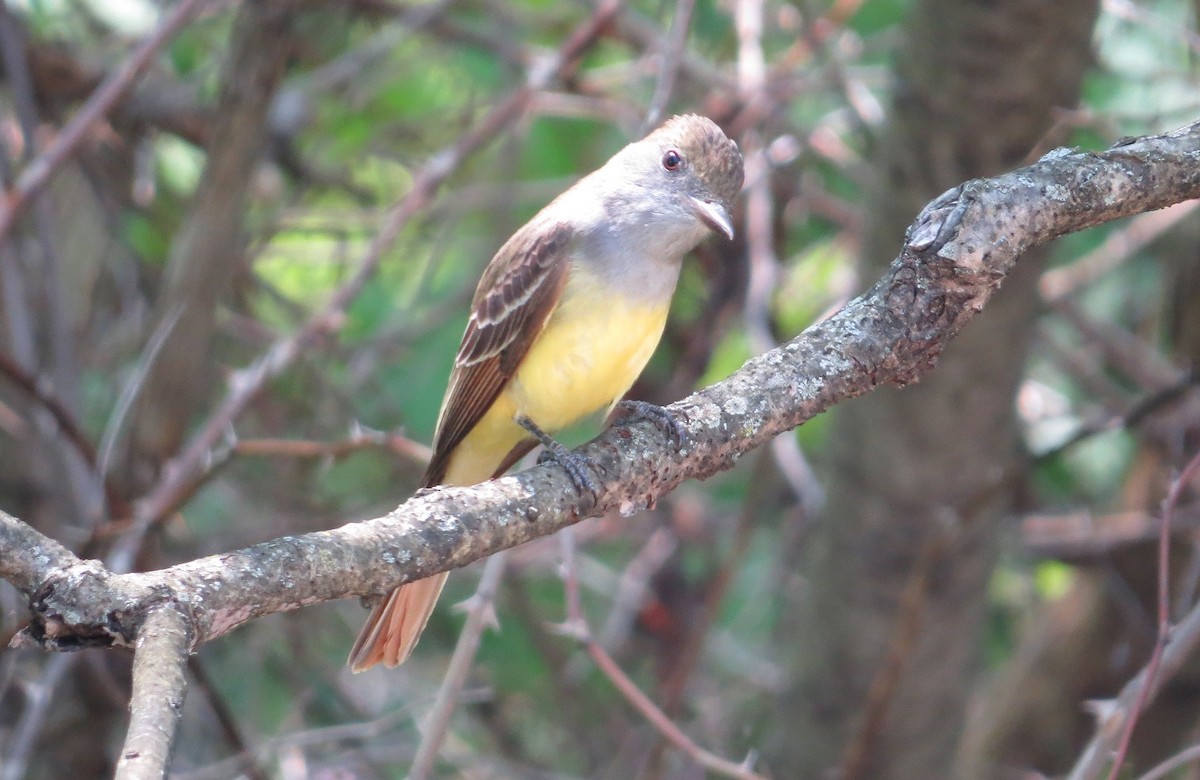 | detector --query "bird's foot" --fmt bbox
[518,416,601,498]
[615,400,687,449]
